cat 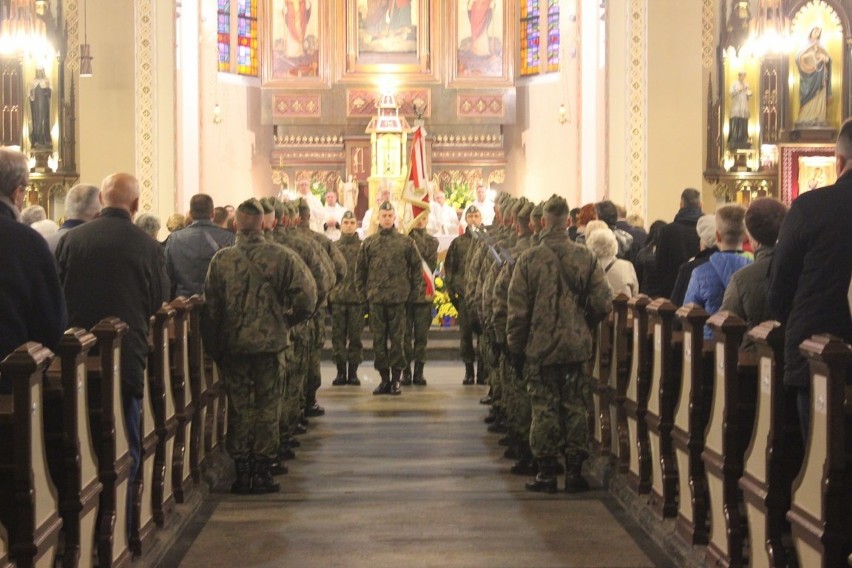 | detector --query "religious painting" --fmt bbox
[448,0,513,86]
[778,144,835,205]
[338,0,437,82]
[262,0,330,87]
[787,1,844,131]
